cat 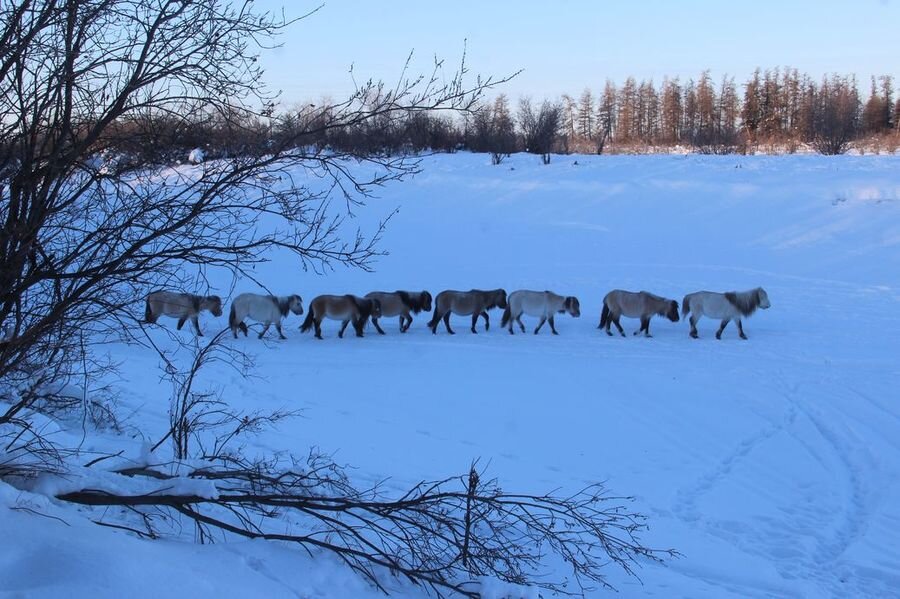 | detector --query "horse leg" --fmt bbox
[534,316,546,334]
[612,315,625,337]
[737,319,747,340]
[314,318,323,340]
[549,315,559,335]
[258,323,270,339]
[470,313,479,334]
[689,315,700,339]
[715,319,730,340]
[372,317,386,335]
[354,318,365,337]
[516,315,526,333]
[399,316,408,333]
[443,312,455,335]
[192,315,203,336]
[239,322,248,337]
[338,320,350,338]
[429,311,440,334]
[634,317,650,337]
[481,311,490,331]
[275,322,286,340]
[177,316,187,330]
